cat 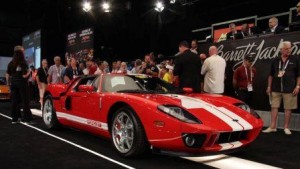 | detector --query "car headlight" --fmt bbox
[234,103,260,119]
[157,105,201,124]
